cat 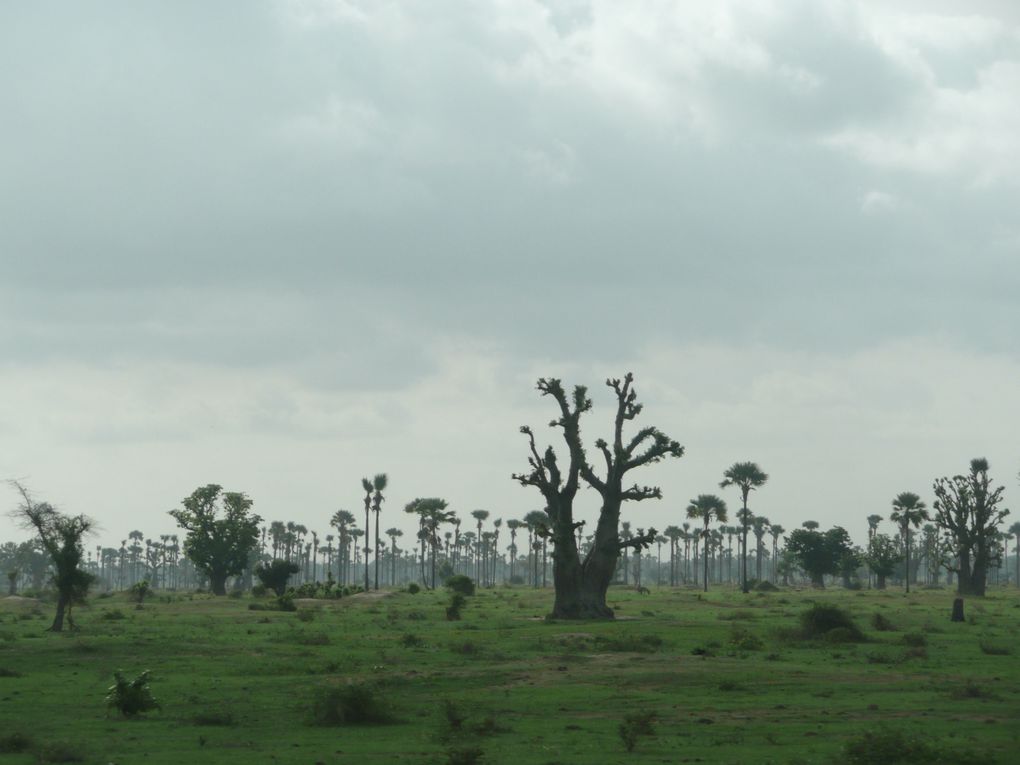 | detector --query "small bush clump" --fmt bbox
[105,670,160,717]
[447,593,468,621]
[799,604,865,642]
[192,711,235,726]
[901,633,927,647]
[400,633,425,648]
[445,575,476,596]
[870,612,896,632]
[729,626,765,652]
[978,640,1011,656]
[595,634,665,653]
[0,732,32,754]
[311,683,392,726]
[841,727,991,765]
[618,710,656,752]
[407,583,421,594]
